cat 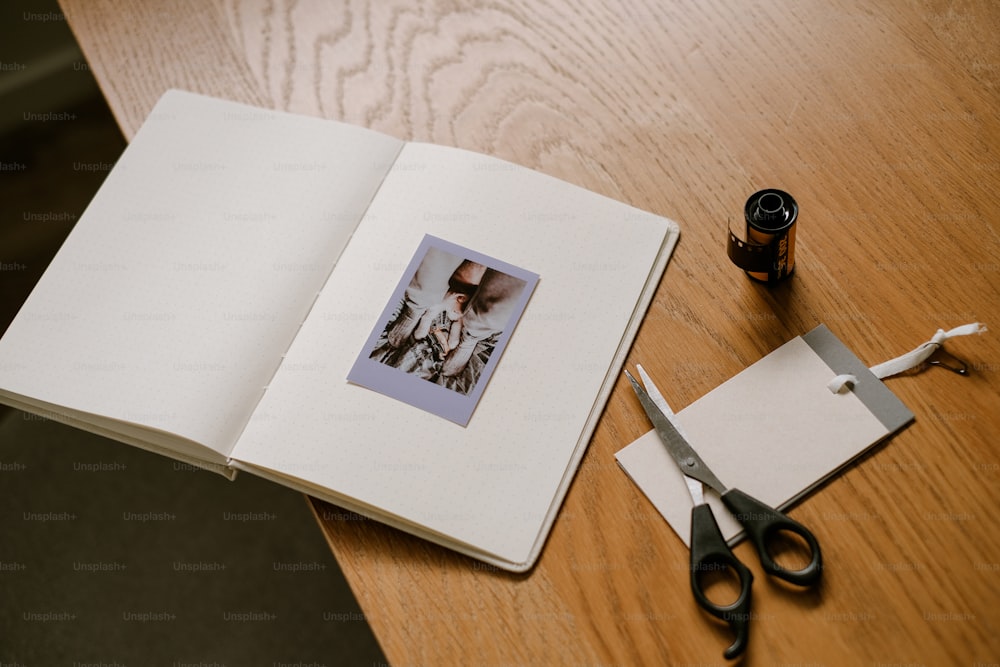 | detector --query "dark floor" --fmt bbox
[0,18,386,667]
[0,410,385,666]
